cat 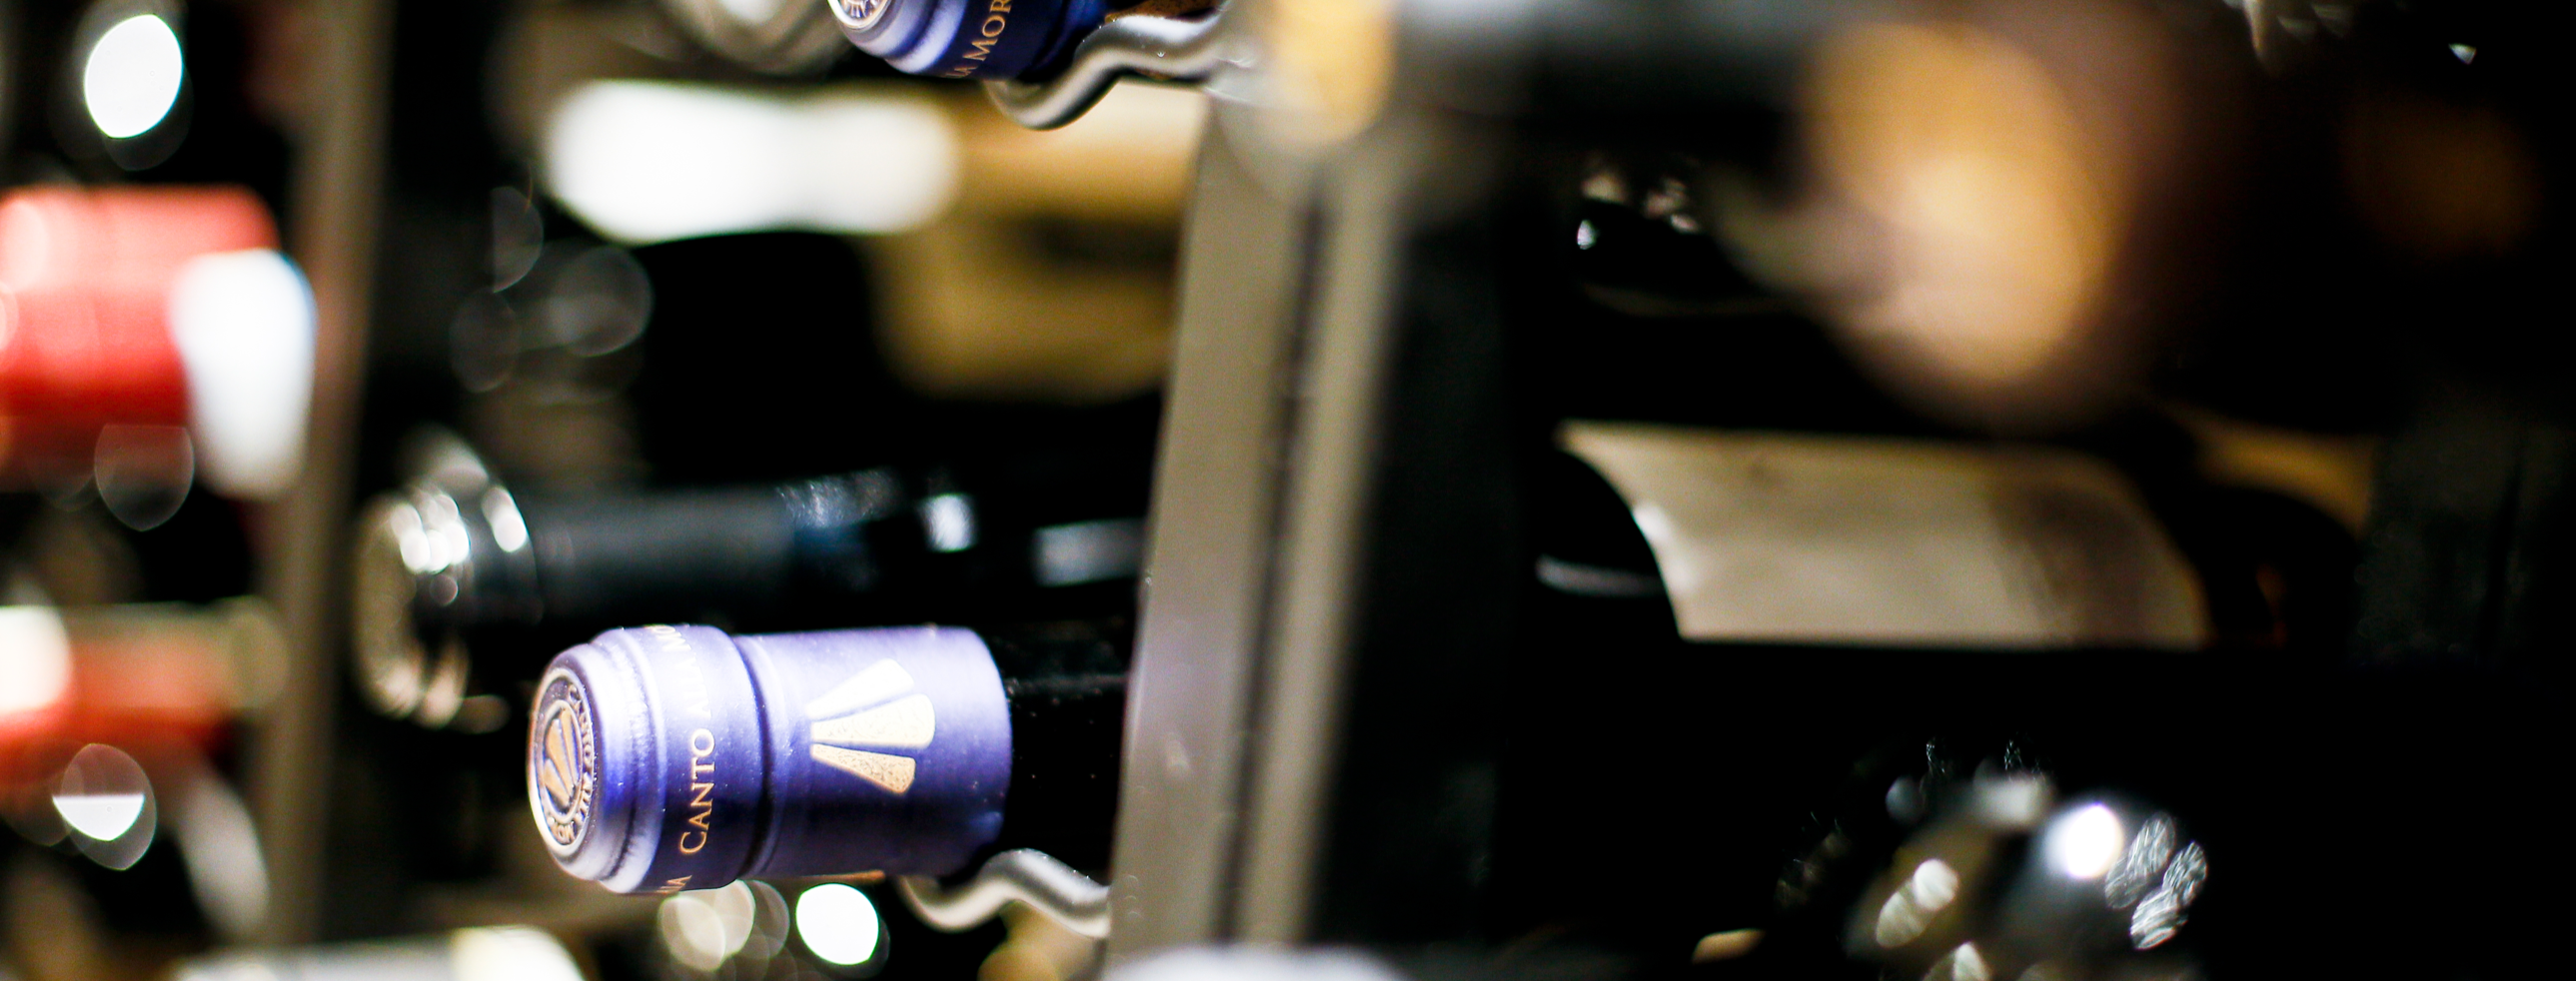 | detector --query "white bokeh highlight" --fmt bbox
[168,249,316,498]
[2045,803,2126,881]
[545,82,958,244]
[0,606,73,718]
[794,883,882,966]
[84,15,187,140]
